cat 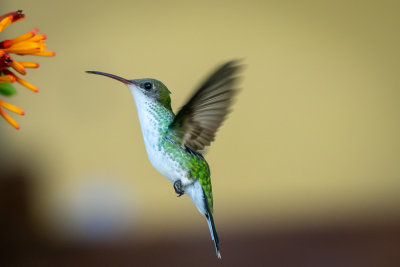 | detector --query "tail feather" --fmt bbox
[205,206,221,259]
[190,183,221,259]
